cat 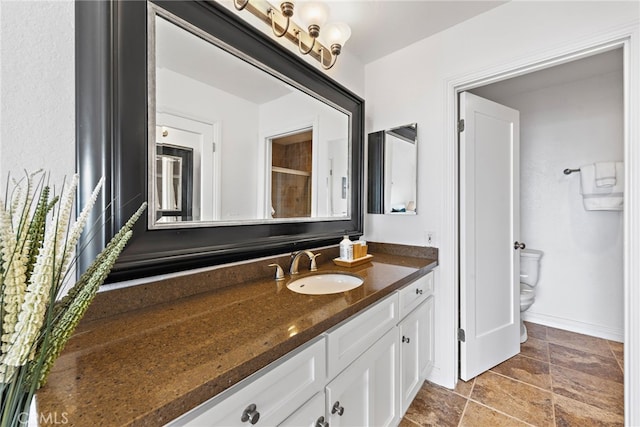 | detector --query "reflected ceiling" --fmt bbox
[156,16,292,104]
